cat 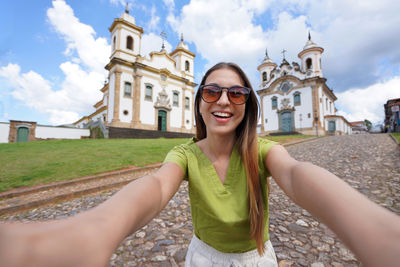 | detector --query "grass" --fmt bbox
[0,134,315,192]
[262,134,314,144]
[0,138,189,192]
[391,132,400,143]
